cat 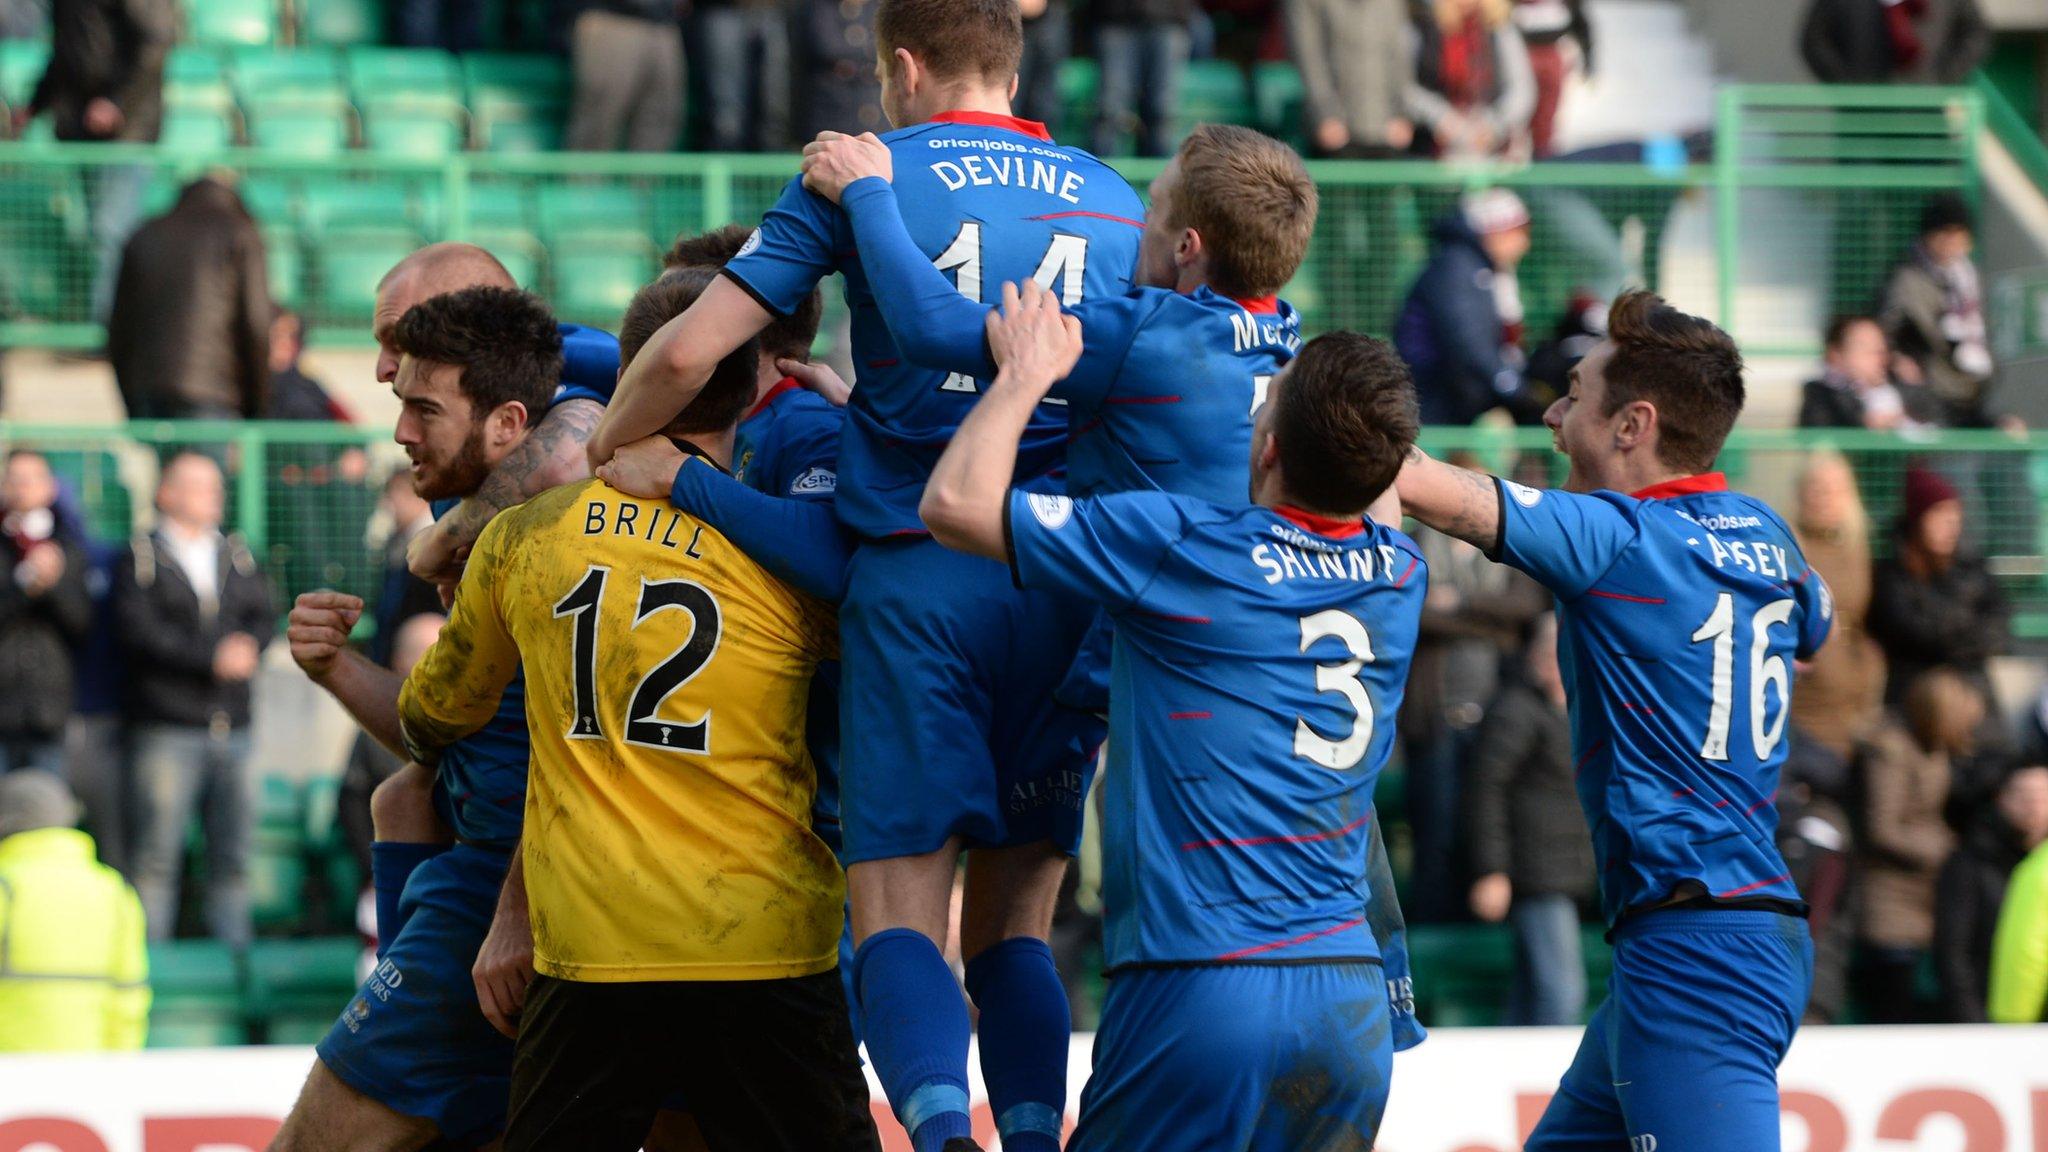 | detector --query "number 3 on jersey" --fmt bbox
[554,564,723,754]
[934,220,1088,396]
